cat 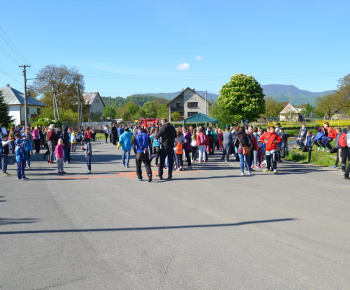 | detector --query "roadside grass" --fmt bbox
[285,148,337,167]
